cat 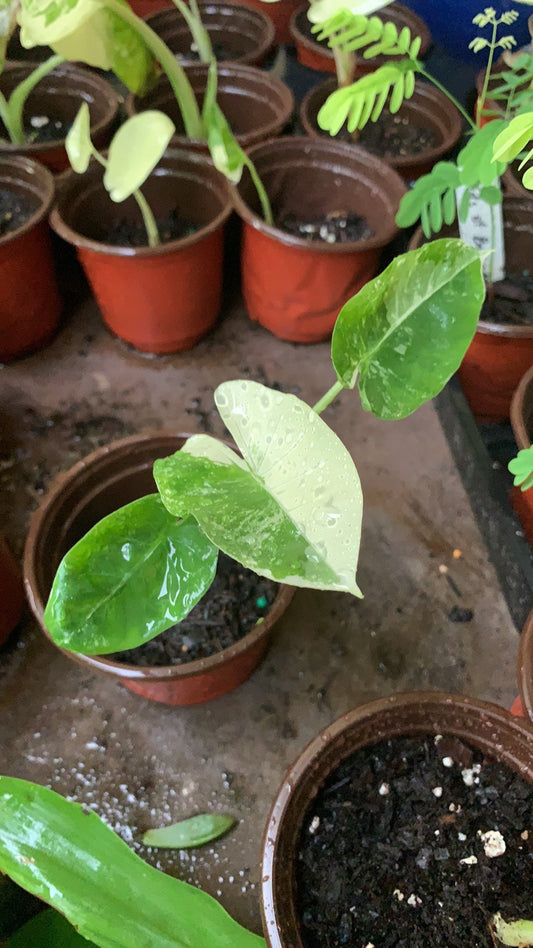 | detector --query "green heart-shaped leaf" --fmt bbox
[154,382,363,595]
[104,111,175,202]
[44,495,218,654]
[331,239,485,420]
